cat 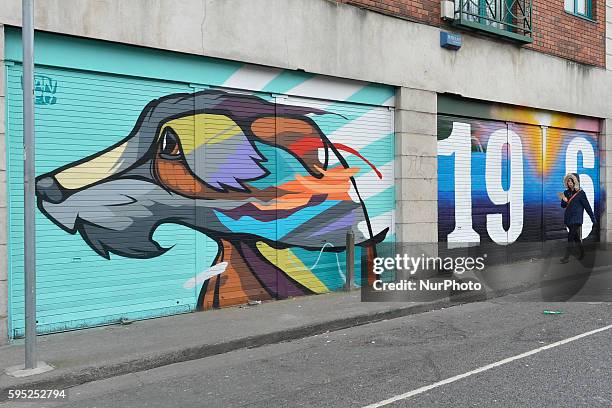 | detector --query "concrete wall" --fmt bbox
[603,0,612,242]
[602,119,612,243]
[0,24,7,343]
[395,87,437,243]
[0,0,611,119]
